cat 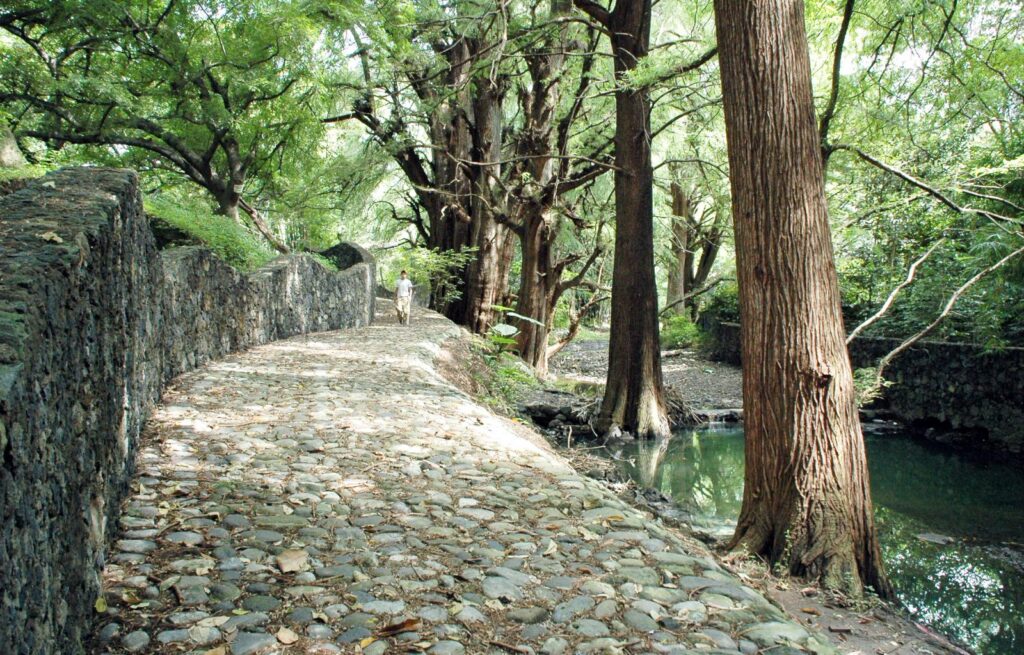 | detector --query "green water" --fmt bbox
[605,428,1024,655]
